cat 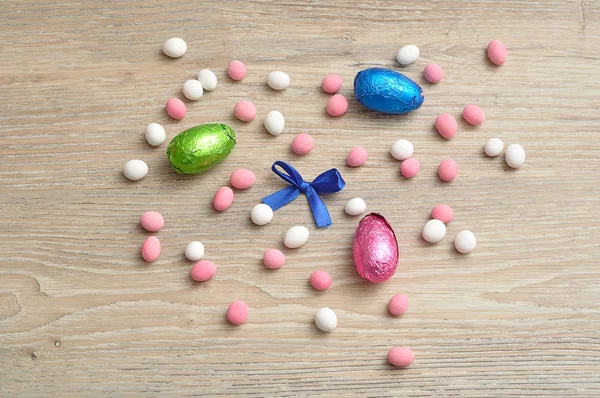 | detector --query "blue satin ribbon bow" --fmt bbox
[262,161,346,228]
